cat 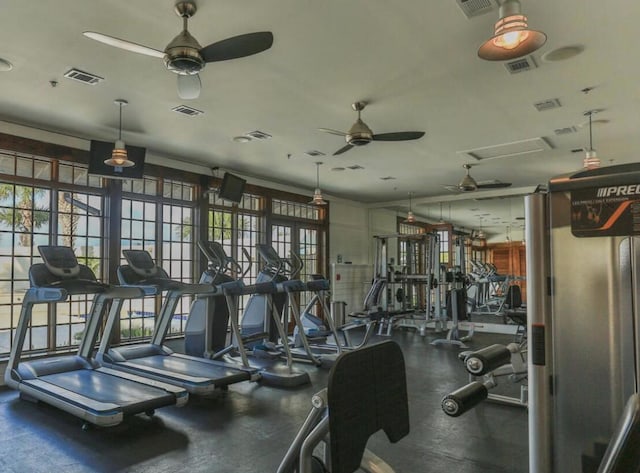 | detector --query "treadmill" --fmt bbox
[4,246,188,429]
[95,249,255,396]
